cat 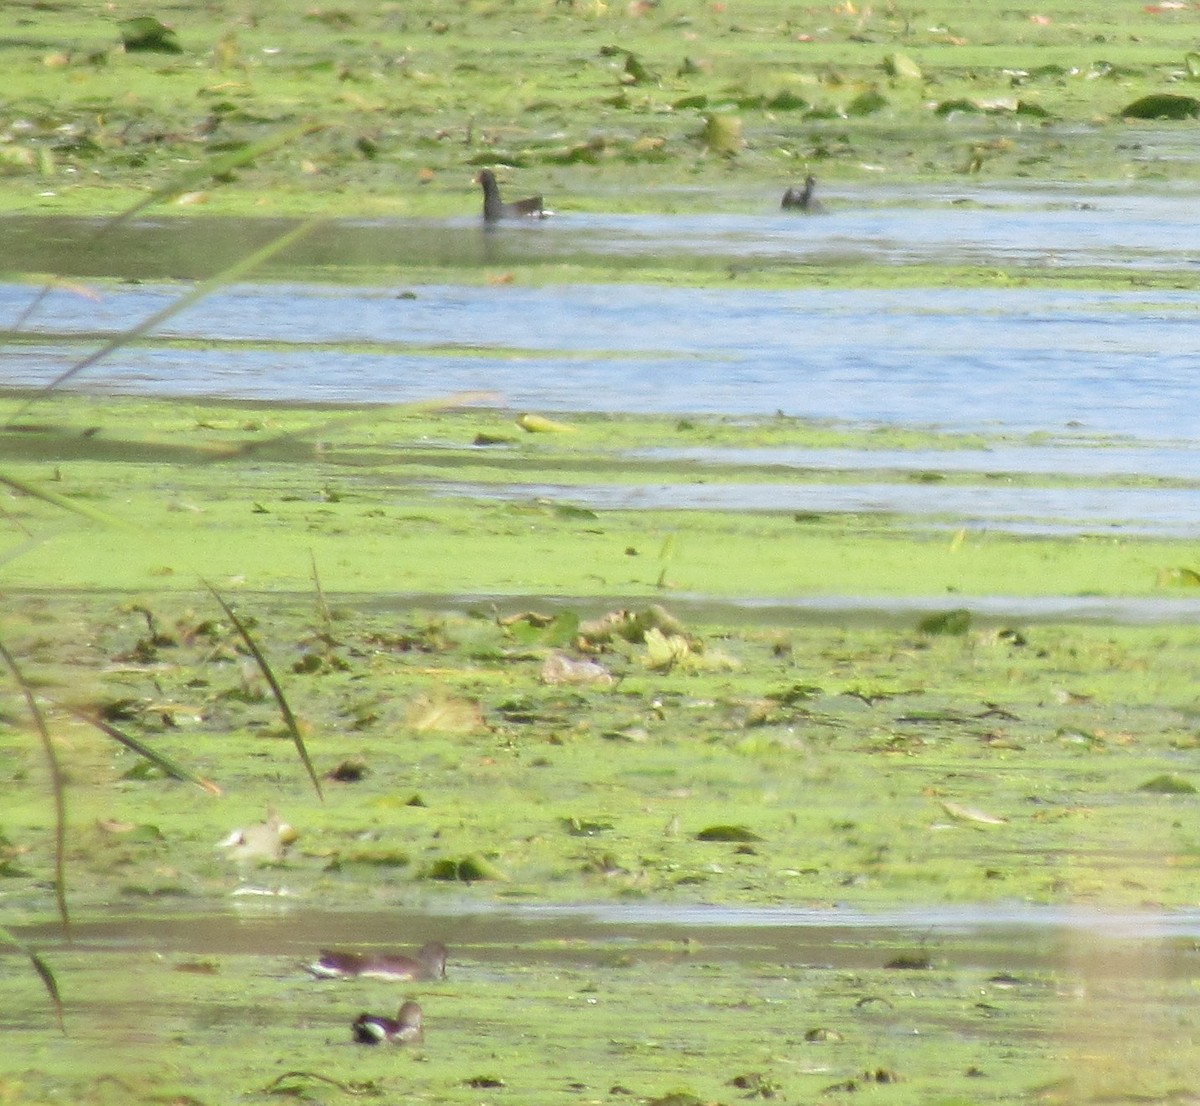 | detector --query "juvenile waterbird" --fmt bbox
[781,174,824,213]
[352,1000,424,1045]
[308,940,448,981]
[476,169,549,222]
